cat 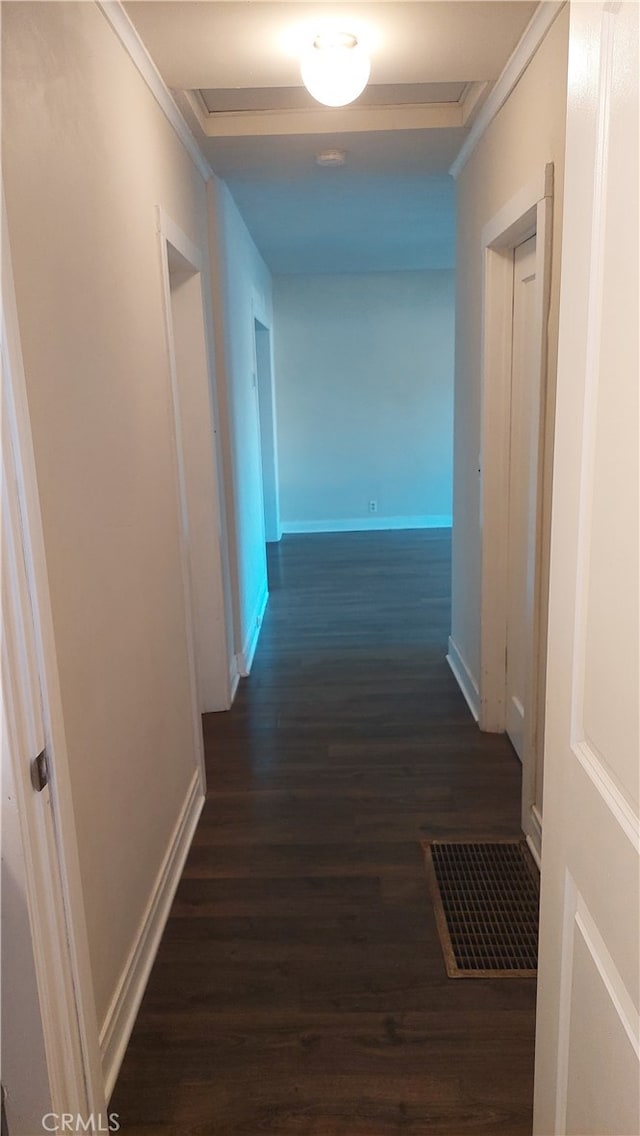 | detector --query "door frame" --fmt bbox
[1,190,106,1119]
[250,294,281,545]
[156,205,233,720]
[479,164,556,862]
